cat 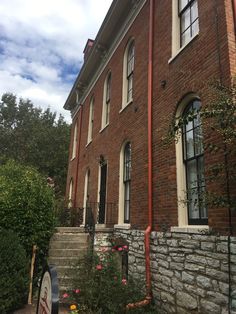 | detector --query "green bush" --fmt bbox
[0,229,29,314]
[0,160,56,282]
[63,246,157,314]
